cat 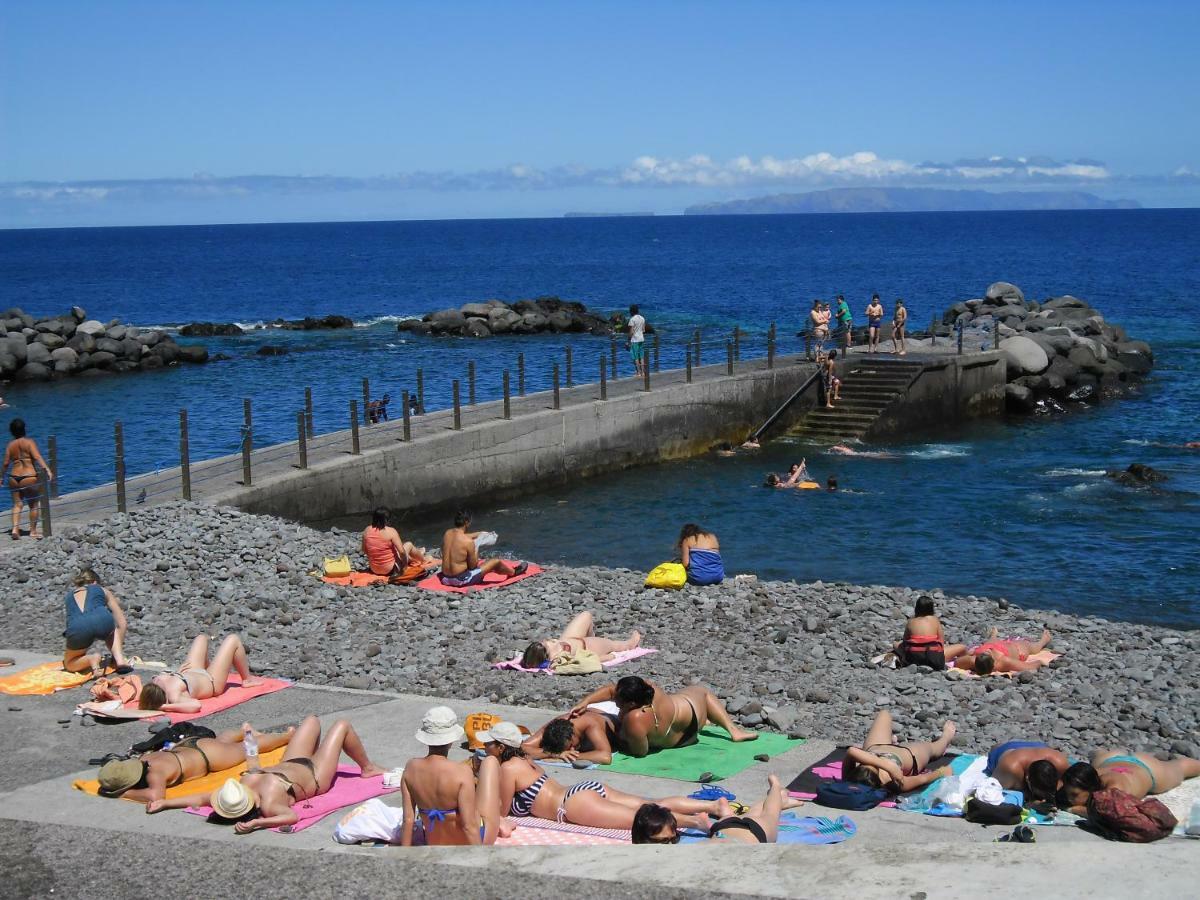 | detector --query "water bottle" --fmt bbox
[242,724,260,772]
